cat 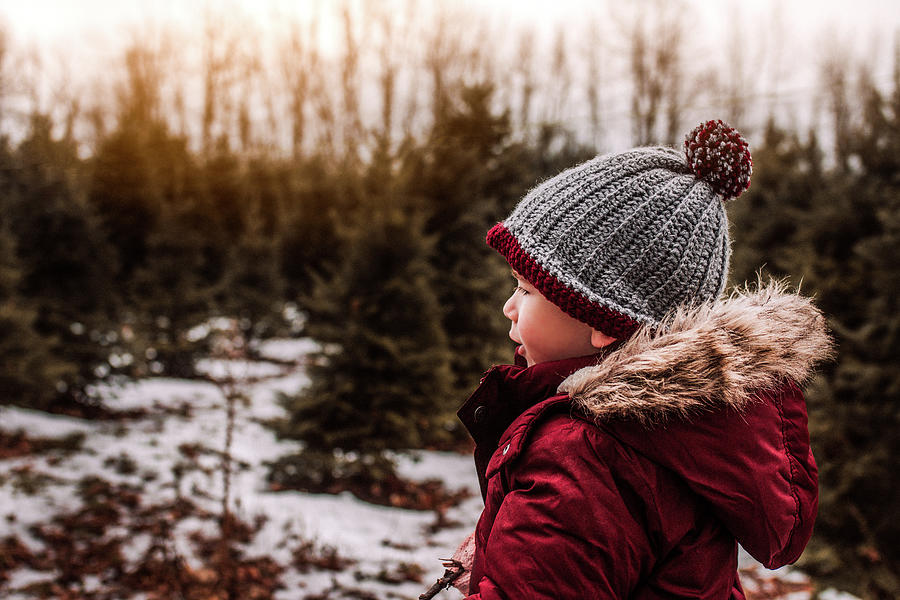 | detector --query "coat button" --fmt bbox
[473,405,486,423]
